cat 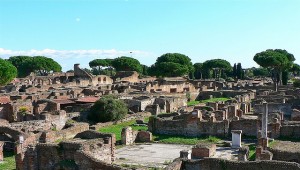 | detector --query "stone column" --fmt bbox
[231,130,242,148]
[262,102,268,138]
[261,102,268,148]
